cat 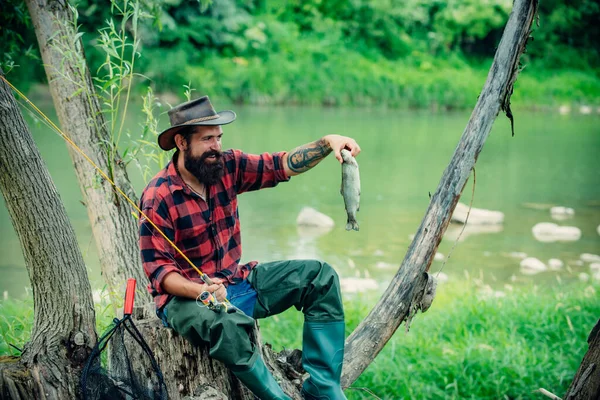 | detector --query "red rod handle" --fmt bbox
[124,278,136,315]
